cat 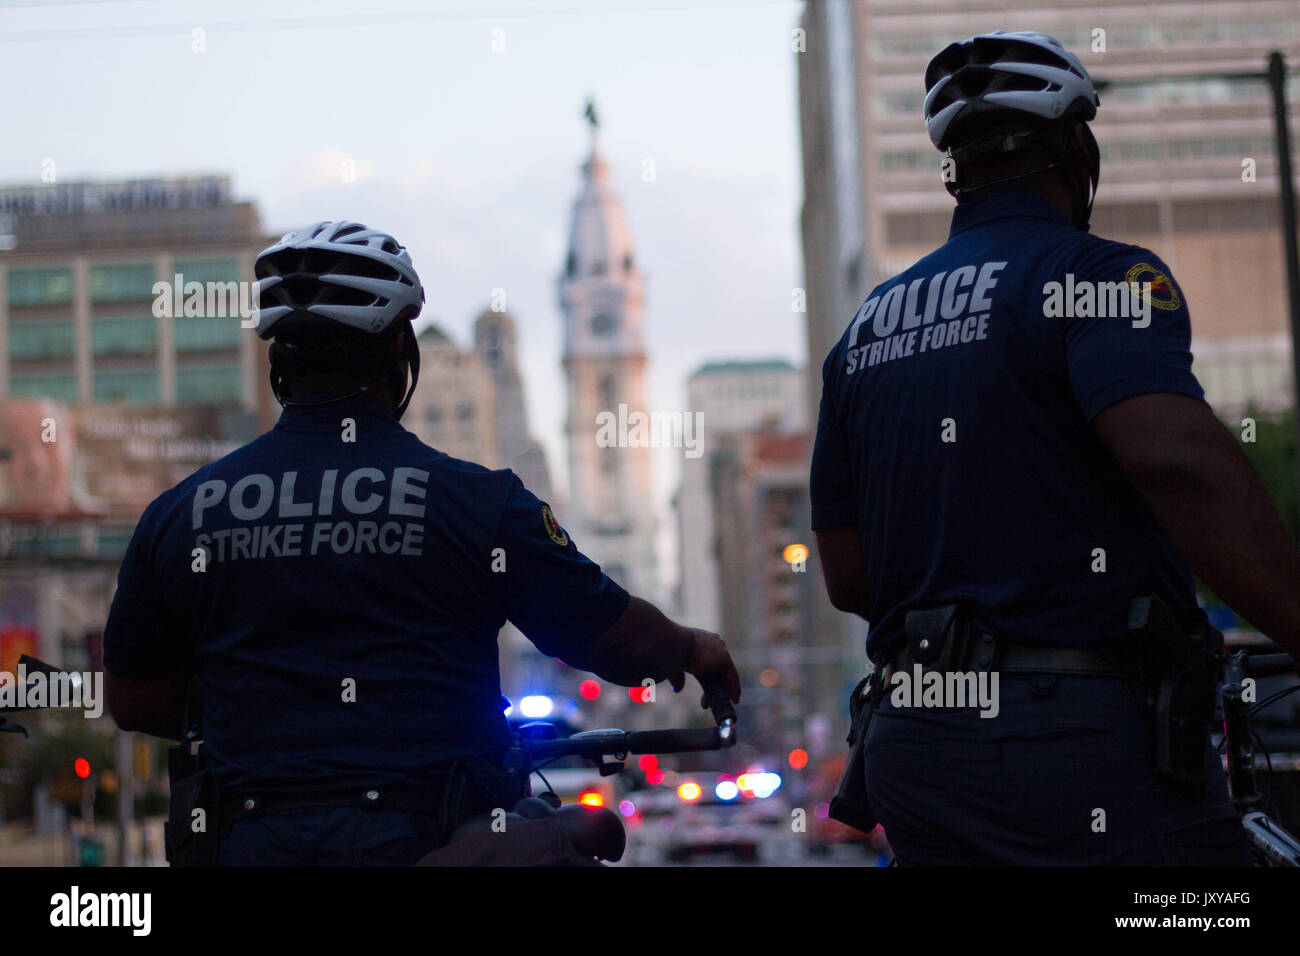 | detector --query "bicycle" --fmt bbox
[1217,647,1300,866]
[420,674,738,865]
